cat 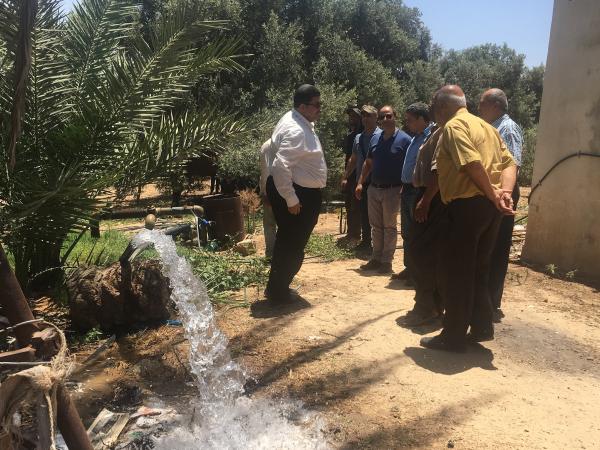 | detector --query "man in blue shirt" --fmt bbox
[355,106,411,273]
[392,102,432,283]
[341,105,381,250]
[479,88,523,322]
